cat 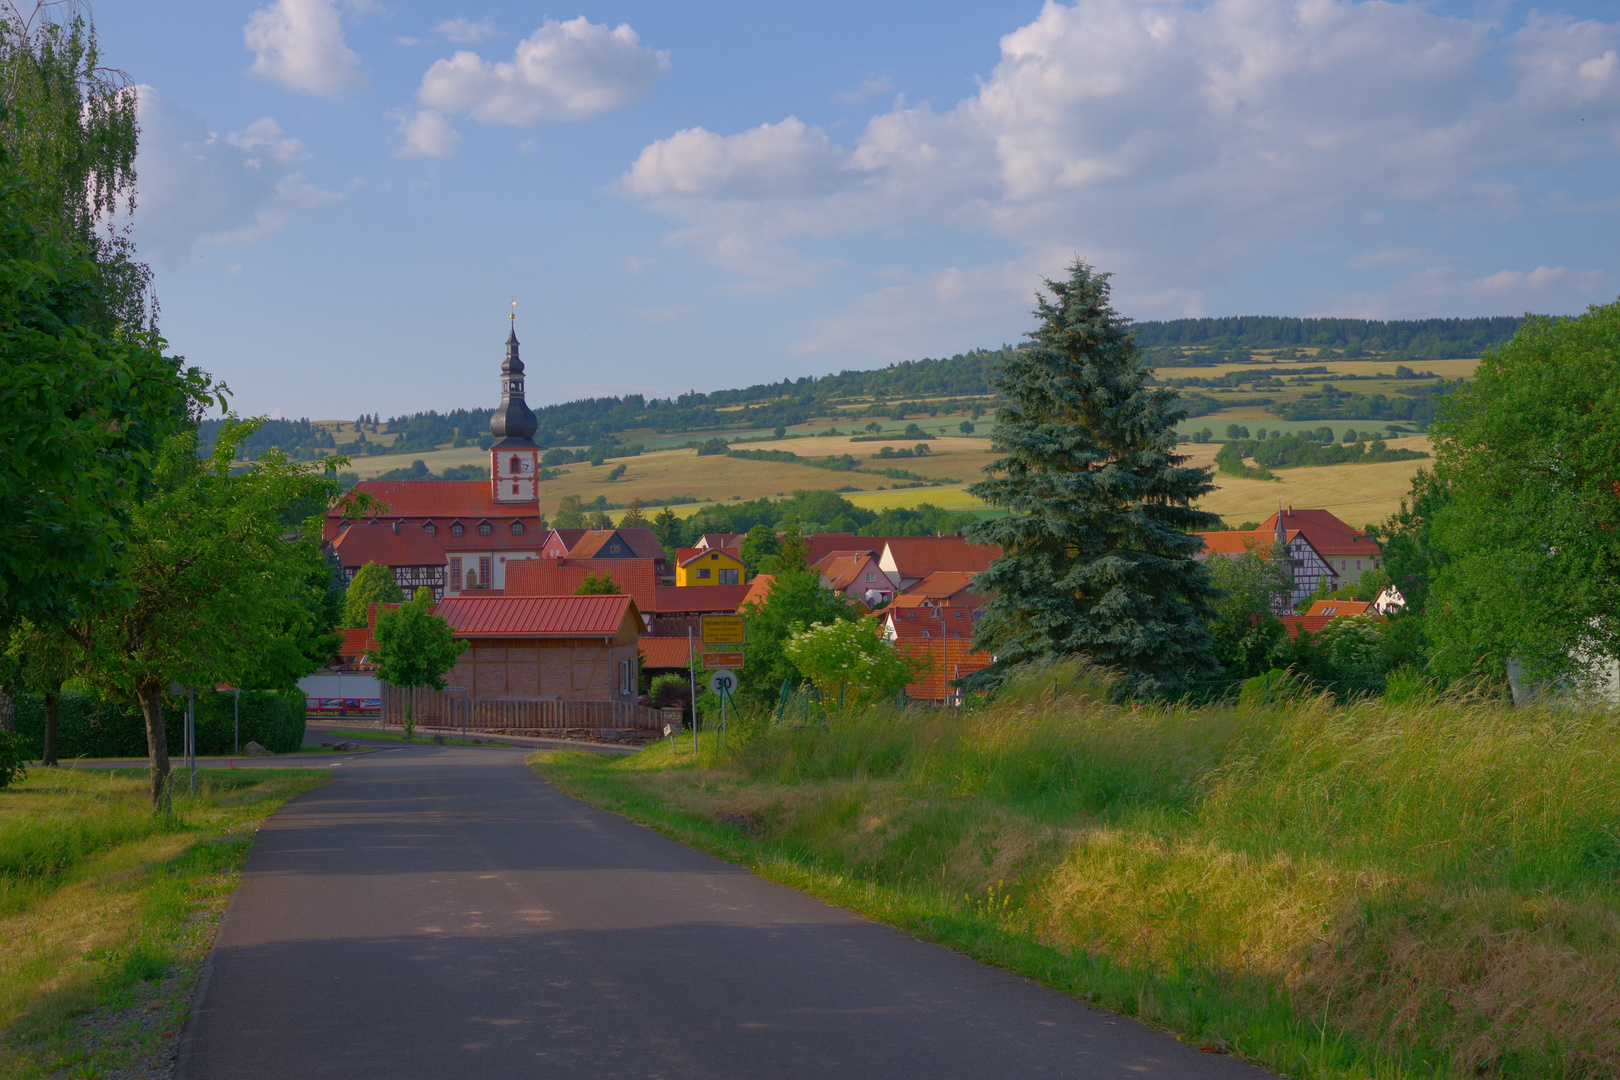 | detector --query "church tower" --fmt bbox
[489,314,540,503]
